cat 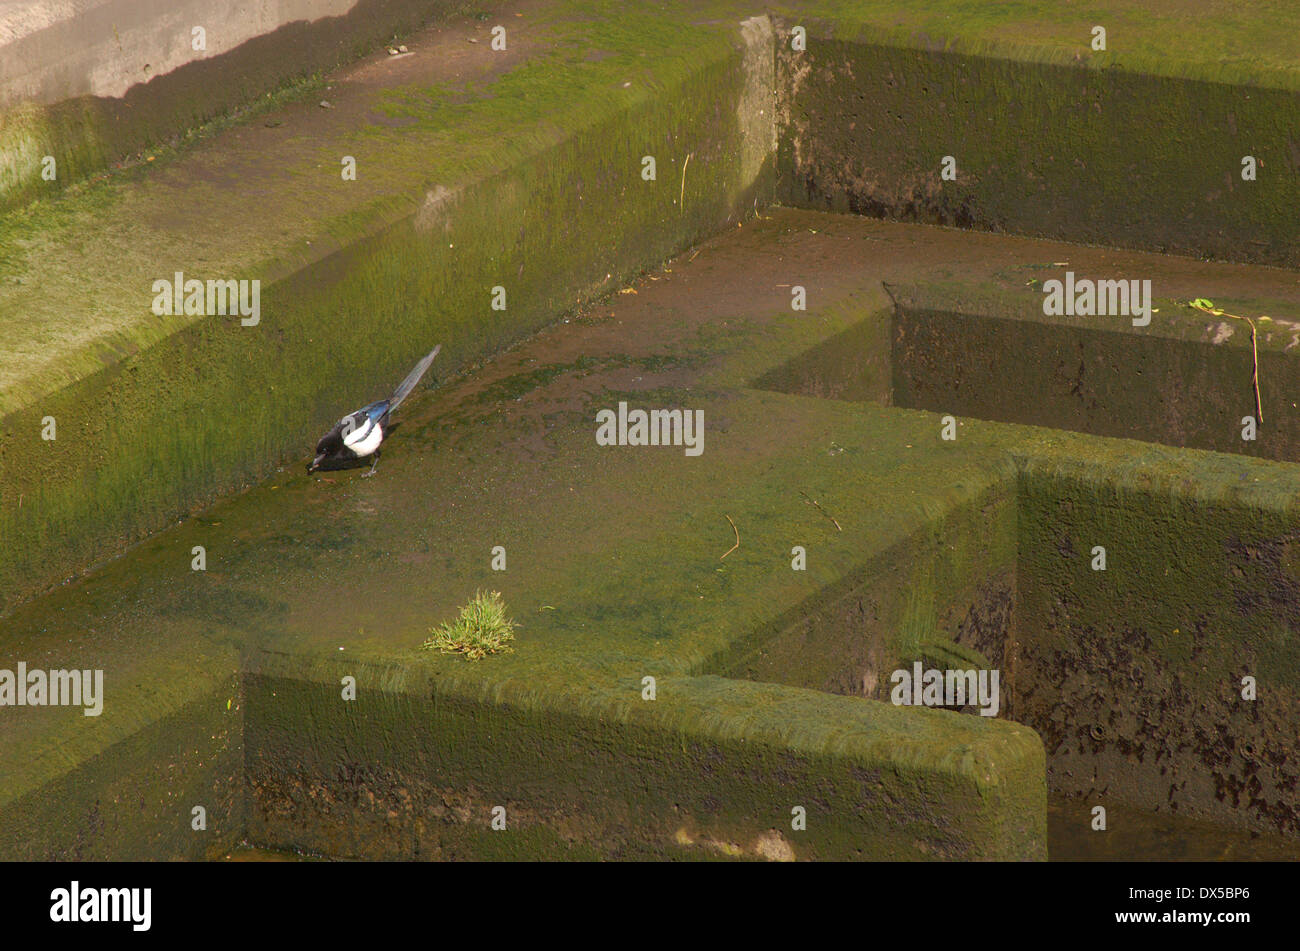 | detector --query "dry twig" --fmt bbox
[679,153,692,217]
[721,514,740,560]
[799,491,842,531]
